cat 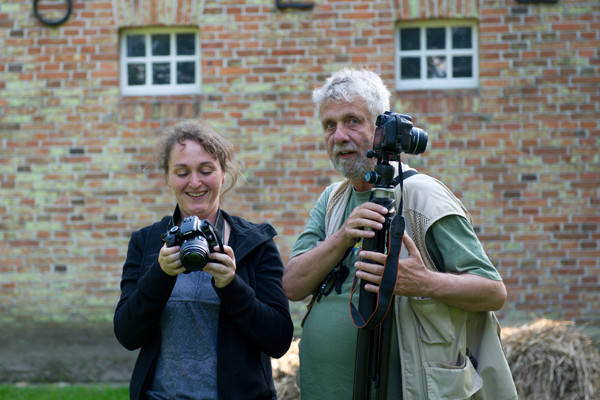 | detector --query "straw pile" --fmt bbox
[502,318,600,400]
[272,338,300,400]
